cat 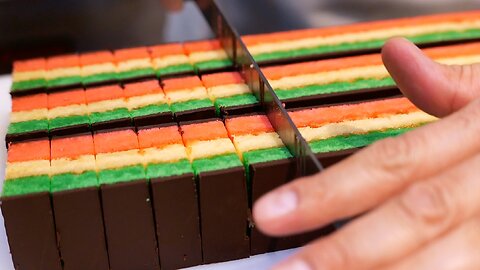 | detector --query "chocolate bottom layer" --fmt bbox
[101,180,160,270]
[220,103,261,117]
[52,187,109,270]
[133,112,174,127]
[91,117,132,131]
[1,193,62,270]
[5,130,48,147]
[174,107,217,122]
[49,123,91,137]
[198,166,250,263]
[151,173,202,270]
